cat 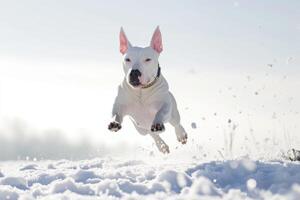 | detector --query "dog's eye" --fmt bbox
[125,58,131,62]
[145,58,151,62]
